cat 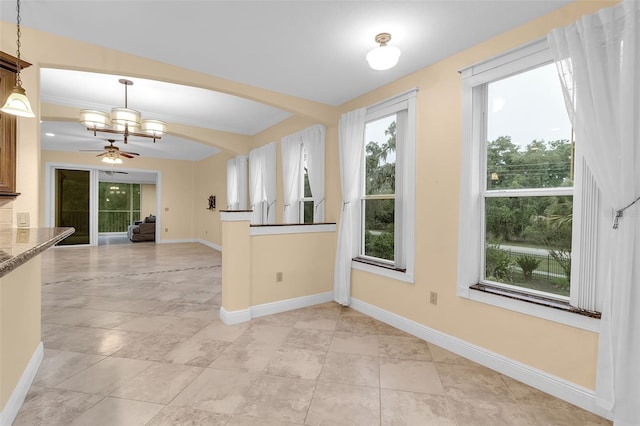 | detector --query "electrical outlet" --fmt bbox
[430,291,438,305]
[276,272,283,282]
[165,228,168,232]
